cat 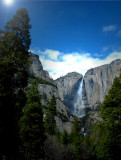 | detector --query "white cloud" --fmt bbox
[30,48,60,60]
[40,49,61,60]
[103,25,116,32]
[31,48,121,80]
[106,51,121,61]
